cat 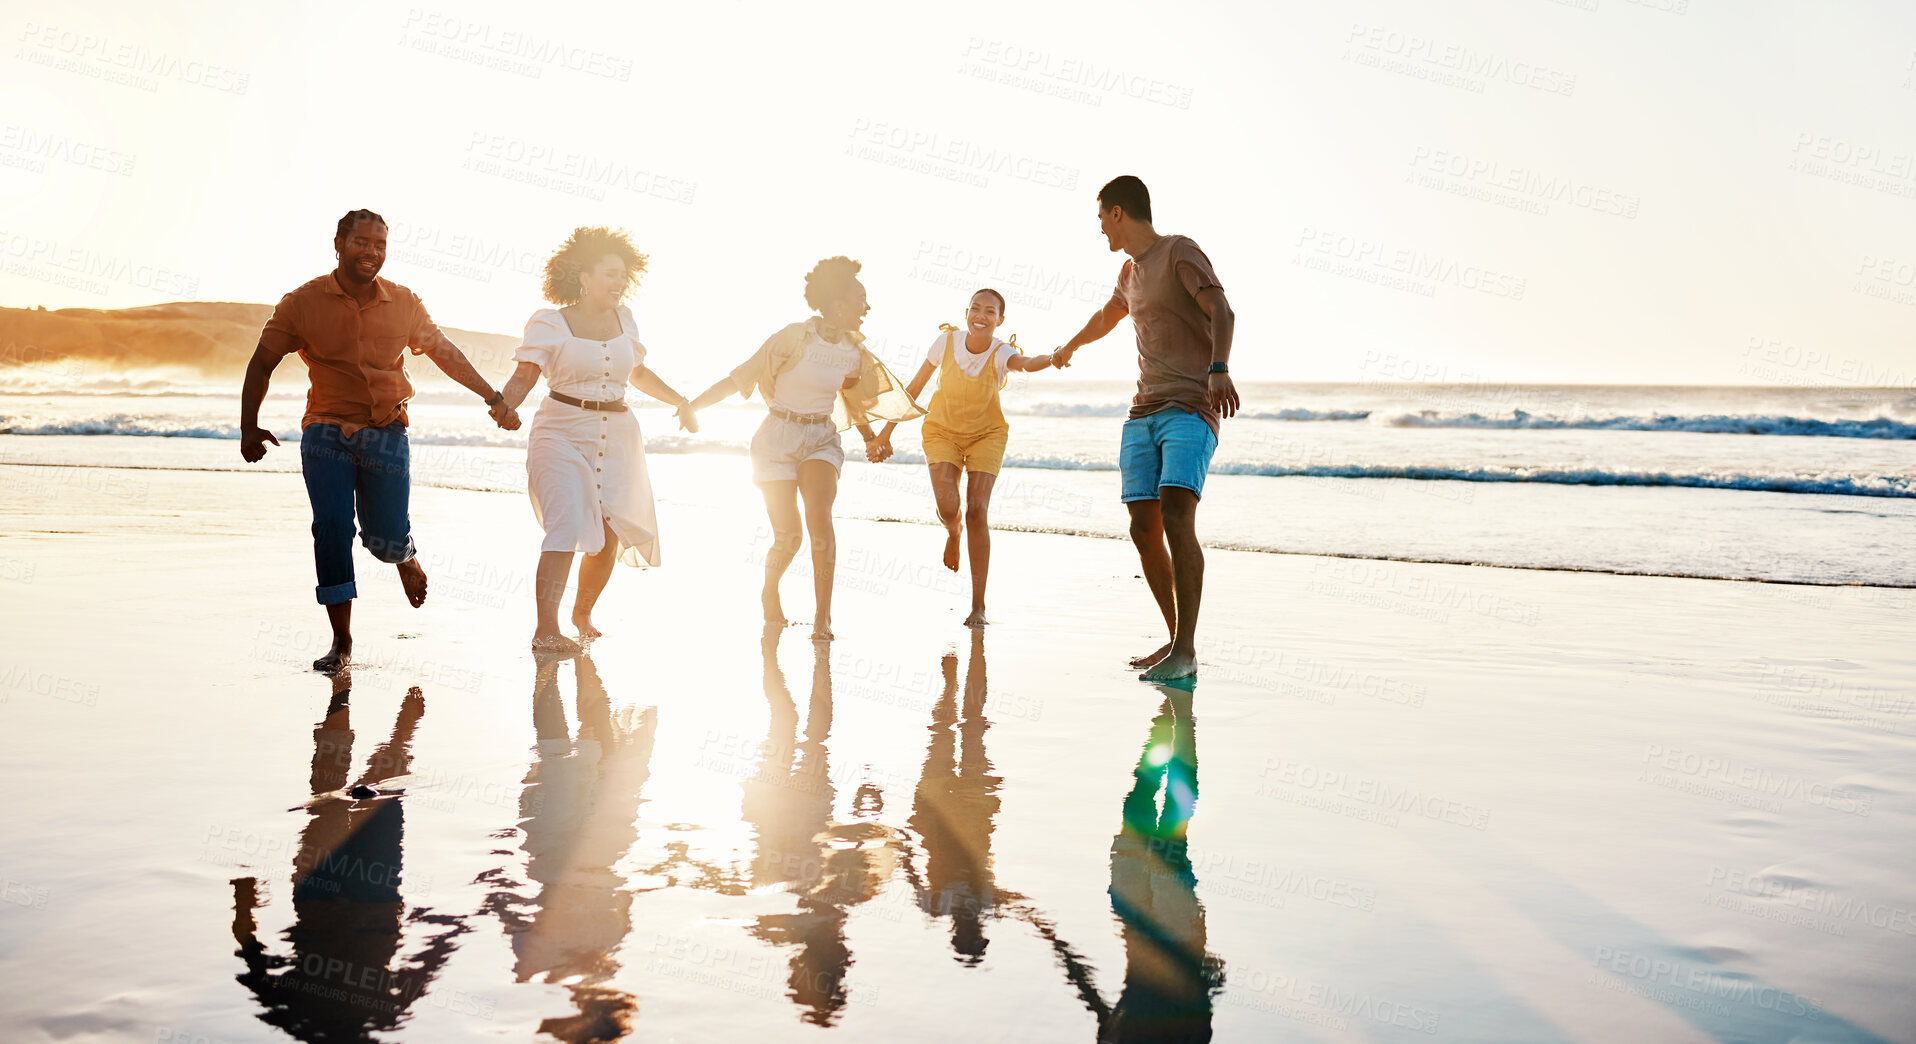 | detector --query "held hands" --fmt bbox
[1052,345,1077,369]
[489,398,521,430]
[239,426,279,463]
[674,399,699,433]
[1208,371,1240,419]
[864,435,893,464]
